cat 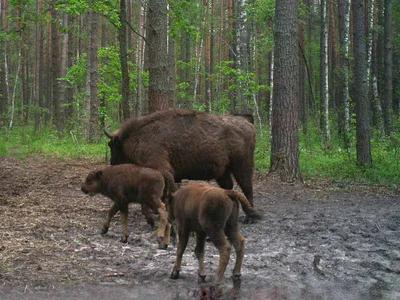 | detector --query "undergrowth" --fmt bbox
[1,125,399,187]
